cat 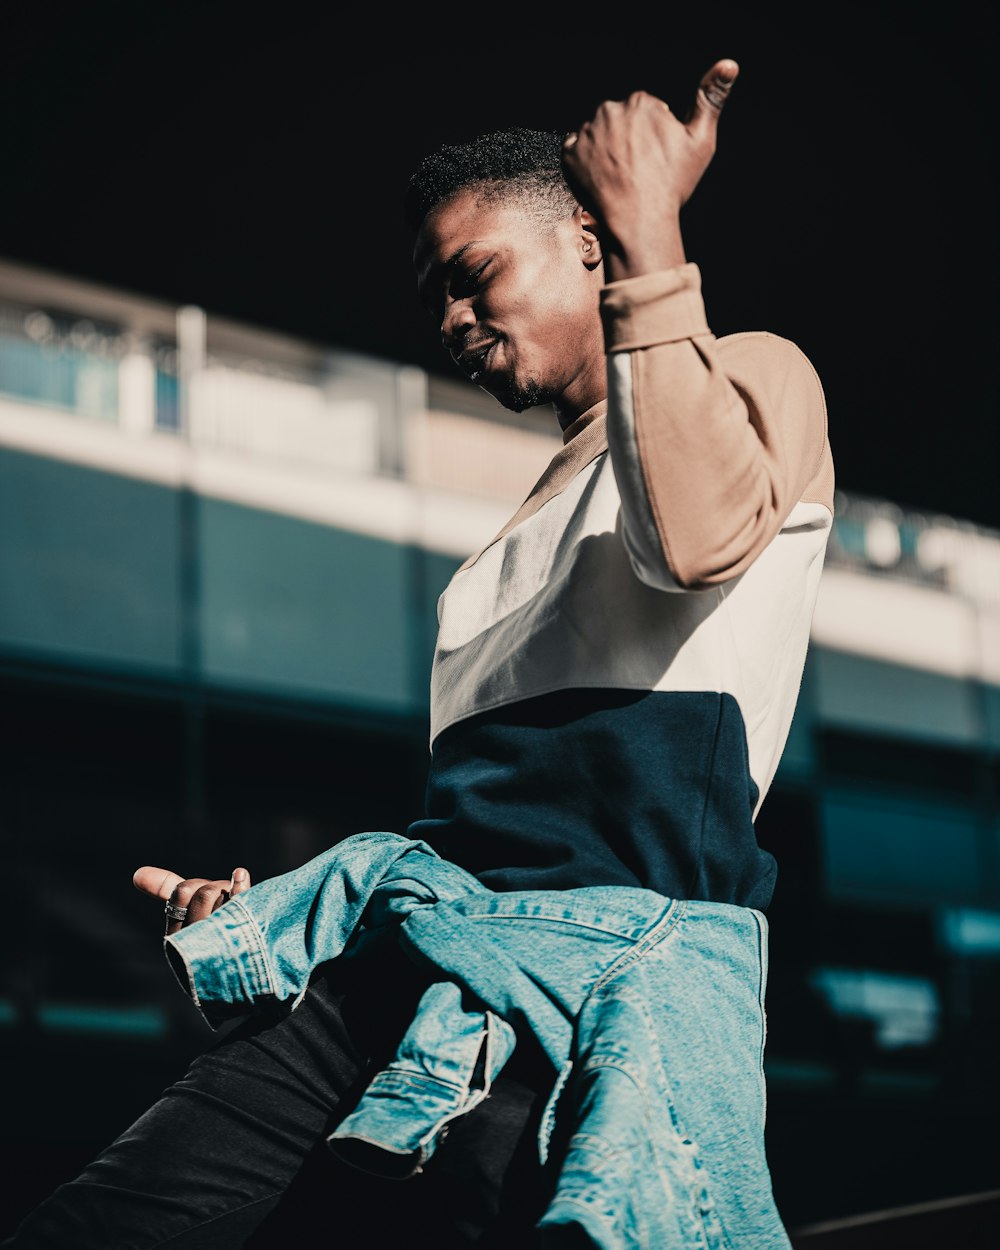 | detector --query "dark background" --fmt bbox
[2,0,998,530]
